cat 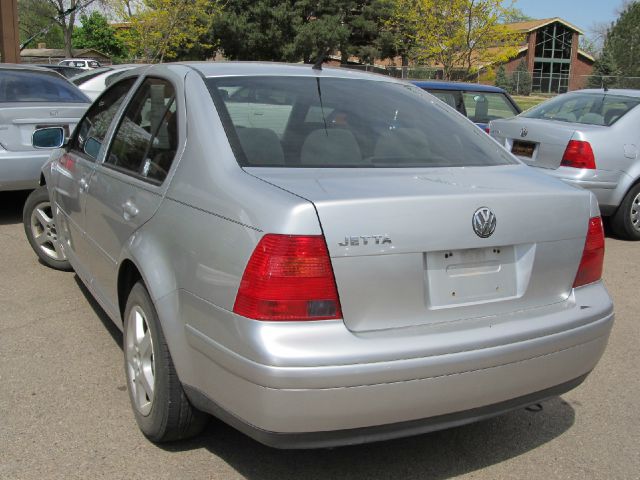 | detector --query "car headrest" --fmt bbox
[236,128,285,166]
[300,129,364,166]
